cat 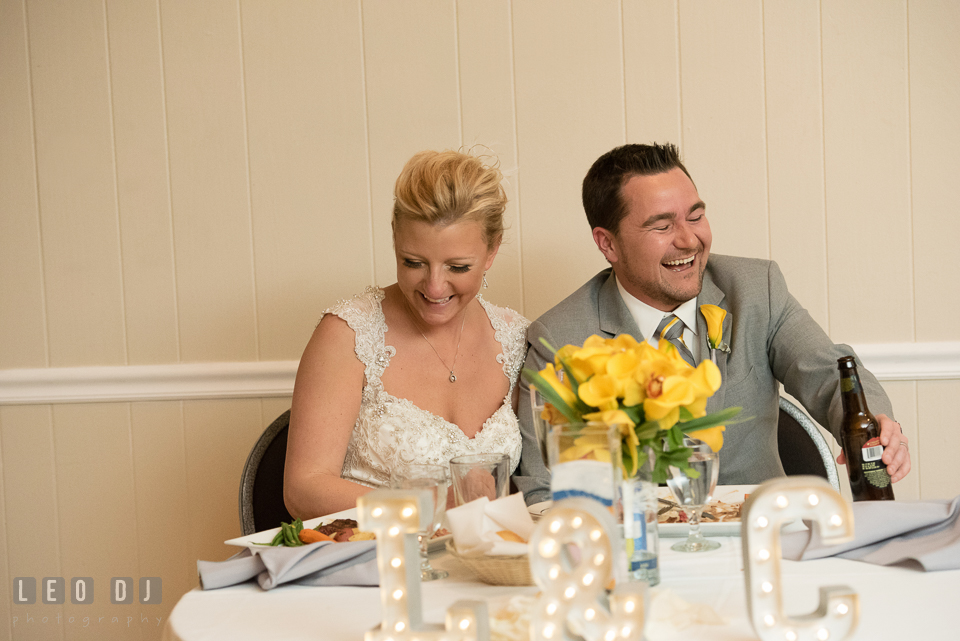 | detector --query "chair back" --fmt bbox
[239,410,294,535]
[776,397,841,491]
